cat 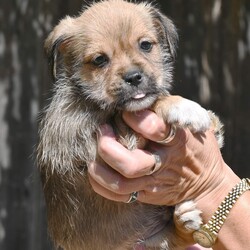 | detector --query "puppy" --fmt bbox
[37,0,223,249]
